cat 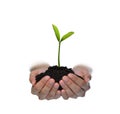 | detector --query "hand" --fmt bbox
[29,64,61,100]
[59,65,92,99]
[29,64,92,100]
